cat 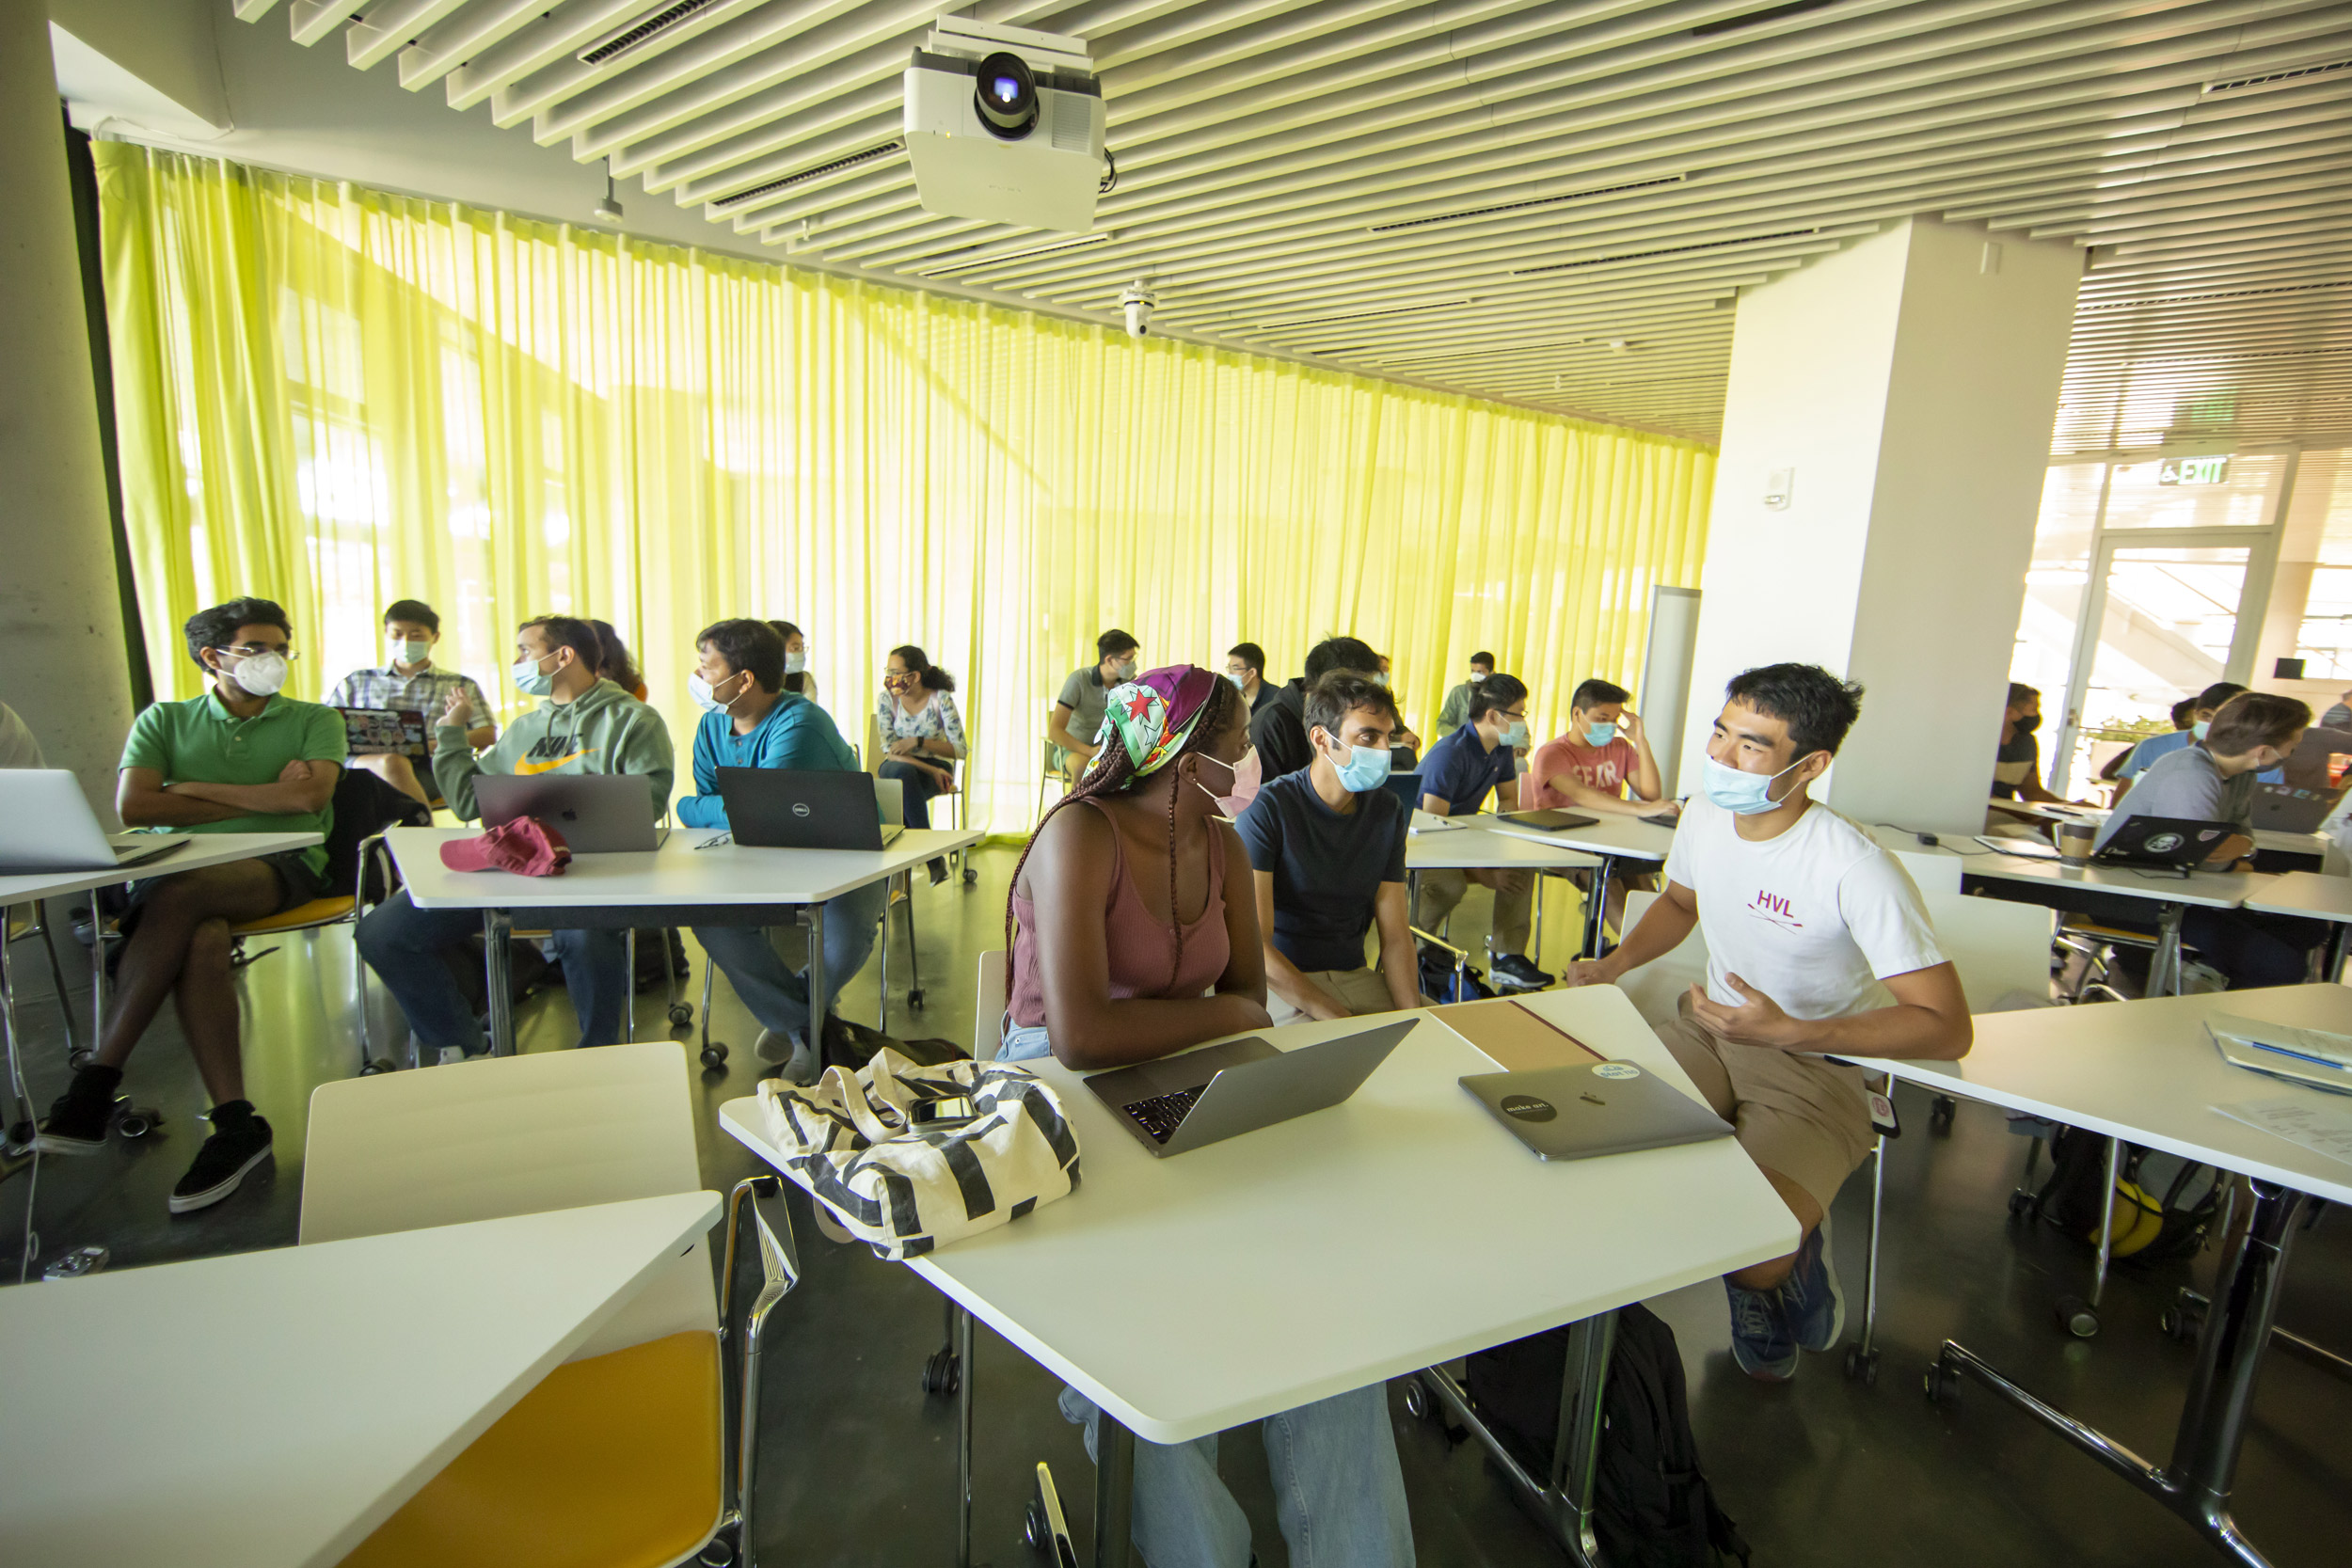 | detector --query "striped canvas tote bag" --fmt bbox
[755,1049,1082,1259]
